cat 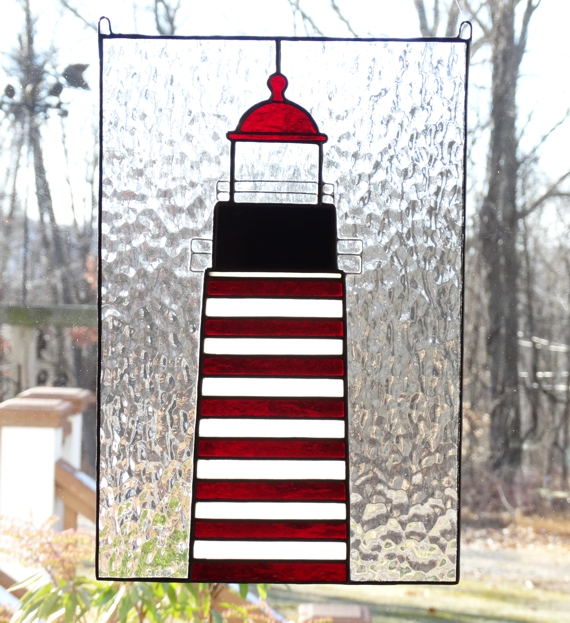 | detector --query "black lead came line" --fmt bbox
[276,39,281,75]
